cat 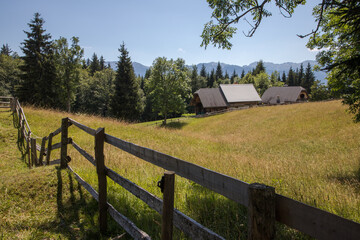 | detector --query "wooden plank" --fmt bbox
[107,204,152,240]
[18,106,30,133]
[26,132,31,168]
[36,144,41,152]
[48,159,61,166]
[51,126,62,137]
[276,194,360,240]
[68,165,98,201]
[161,171,175,240]
[68,165,151,239]
[68,118,96,136]
[104,133,249,206]
[95,128,107,233]
[46,133,53,165]
[60,118,69,169]
[71,141,96,166]
[38,137,47,165]
[49,142,61,151]
[248,183,275,240]
[0,106,10,108]
[106,168,224,240]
